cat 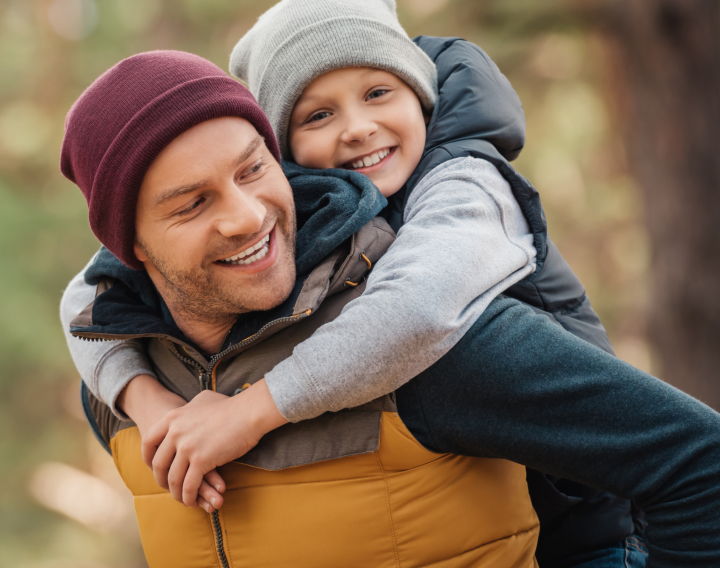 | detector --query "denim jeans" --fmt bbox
[541,536,648,568]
